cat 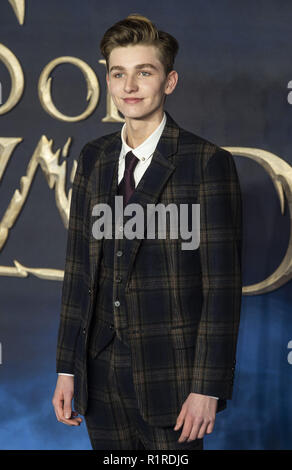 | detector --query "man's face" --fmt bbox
[106,44,177,121]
